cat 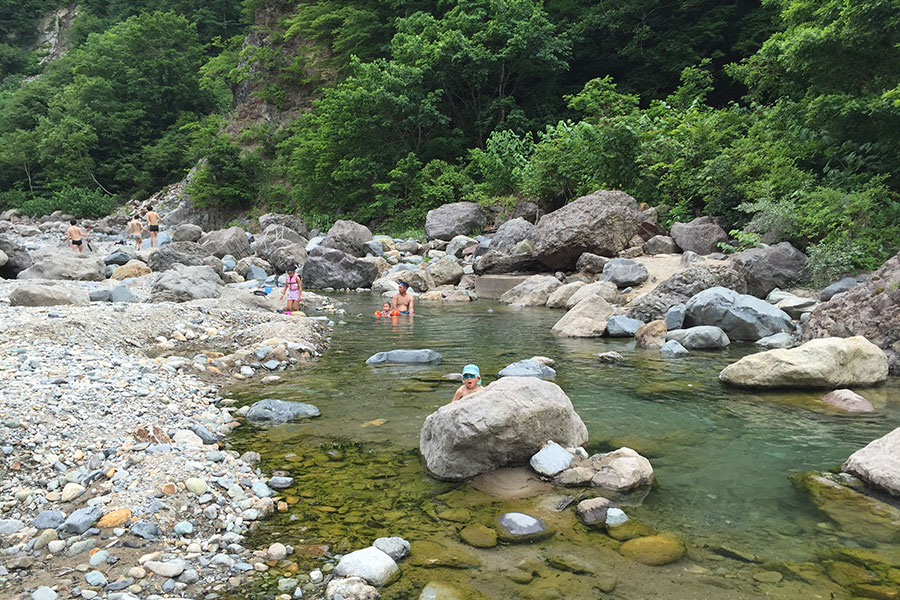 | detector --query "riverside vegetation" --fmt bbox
[0,0,898,284]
